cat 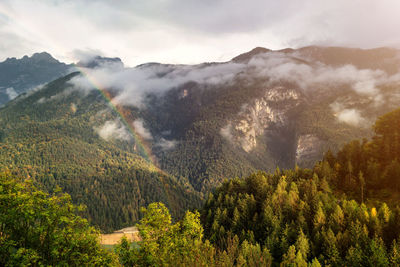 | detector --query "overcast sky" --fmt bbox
[1,0,400,66]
